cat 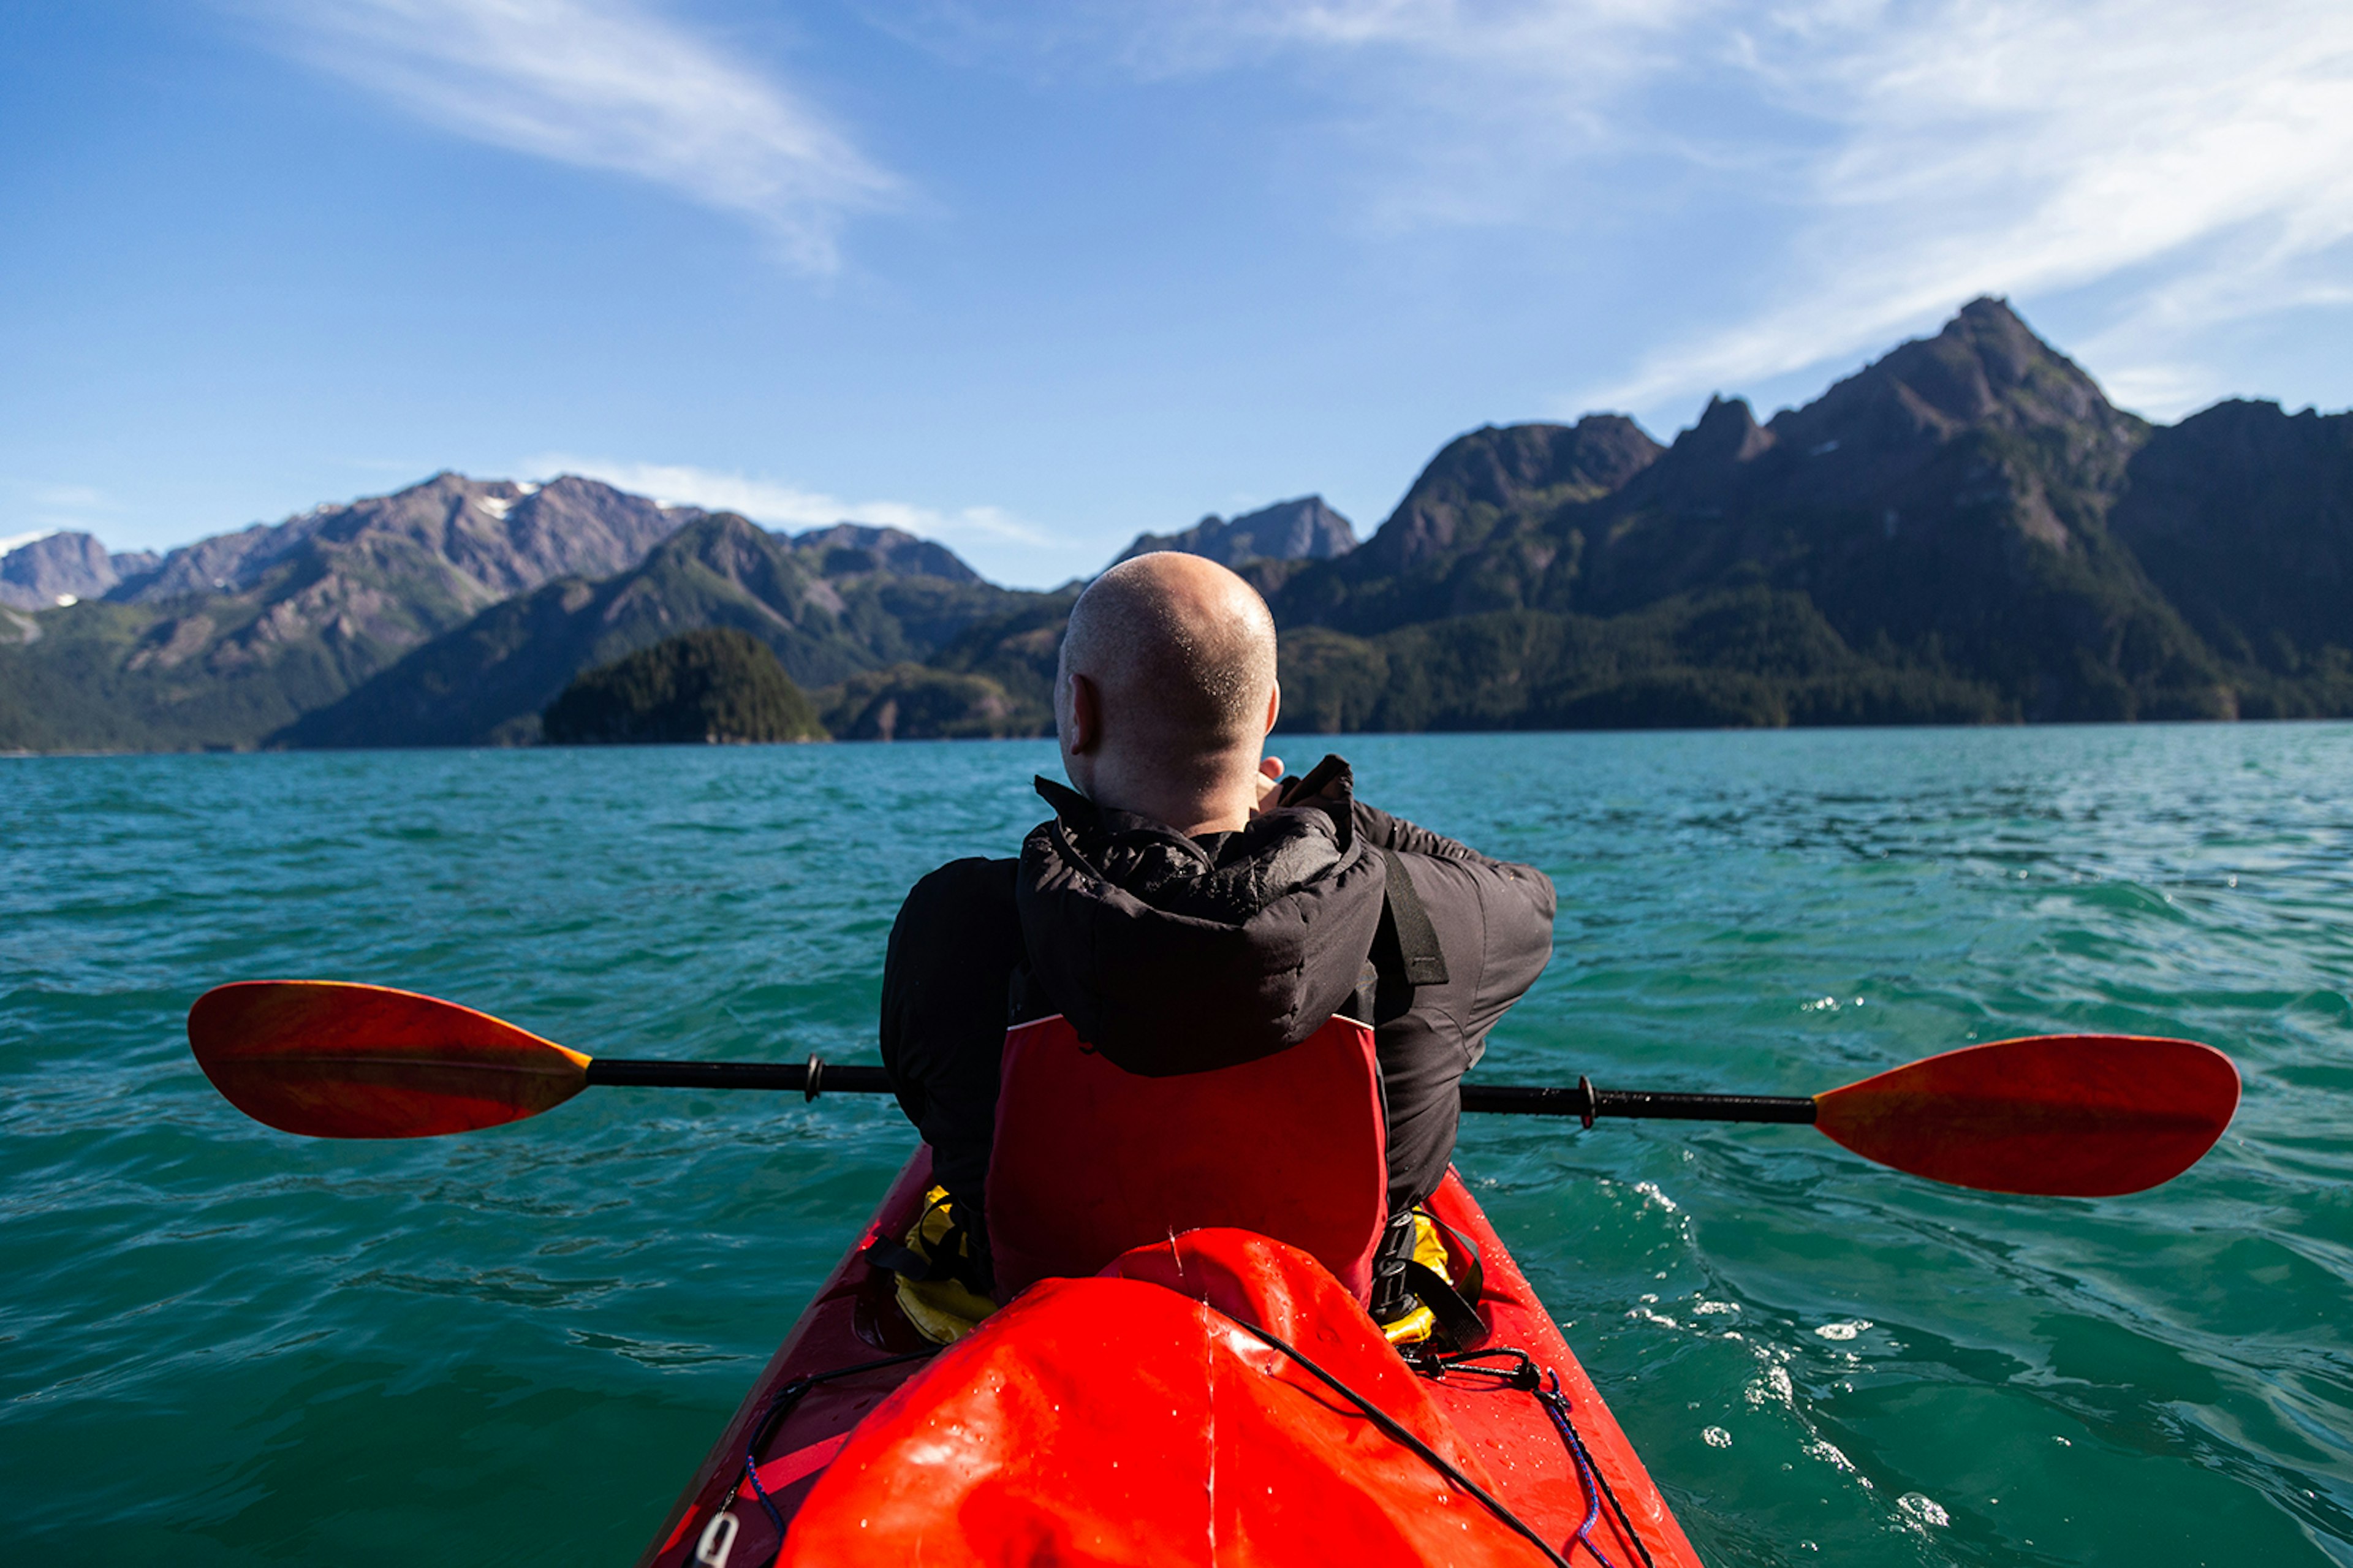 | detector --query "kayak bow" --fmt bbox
[638,1153,1707,1568]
